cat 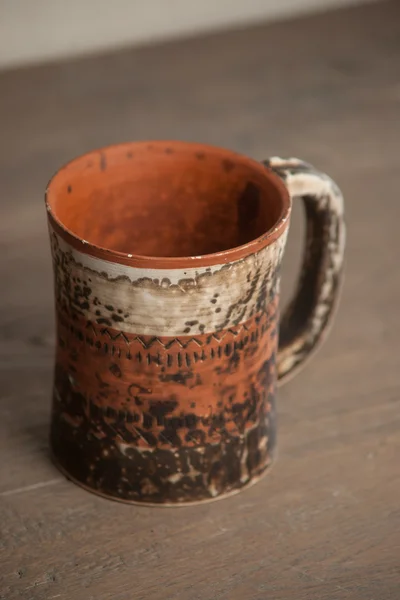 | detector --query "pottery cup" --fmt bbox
[46,141,345,505]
